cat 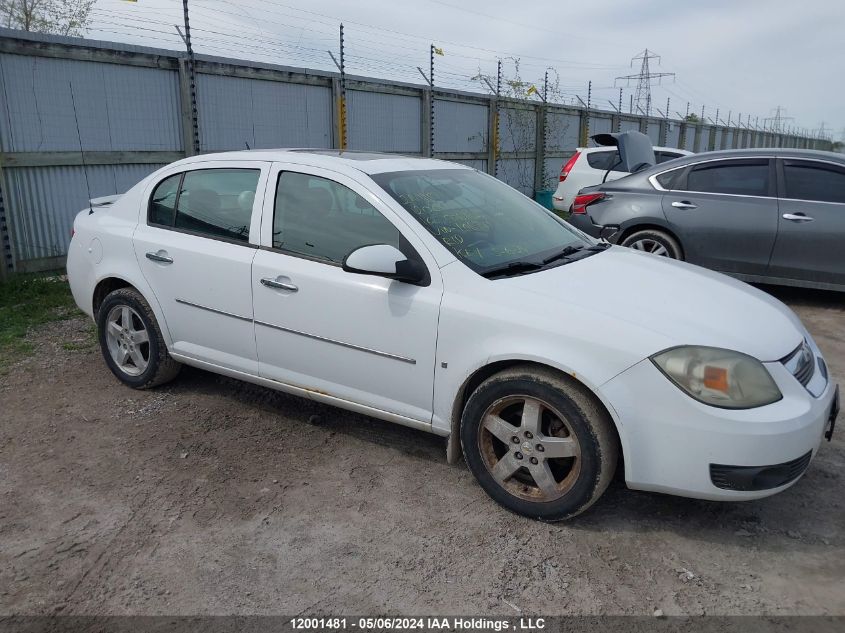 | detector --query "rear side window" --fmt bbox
[273,171,402,264]
[655,168,683,190]
[684,160,770,196]
[149,168,260,243]
[149,174,180,226]
[586,150,624,172]
[783,161,845,203]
